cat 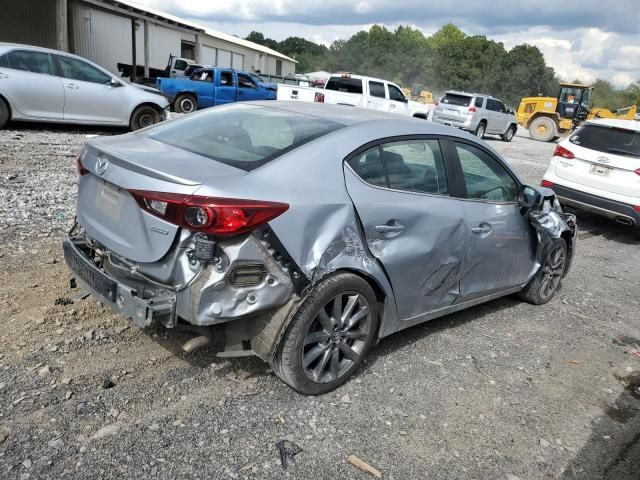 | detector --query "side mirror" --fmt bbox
[520,185,542,209]
[109,79,122,88]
